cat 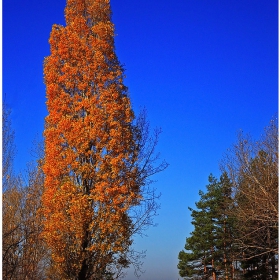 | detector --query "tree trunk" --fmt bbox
[224,220,228,280]
[78,260,88,280]
[212,257,216,280]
